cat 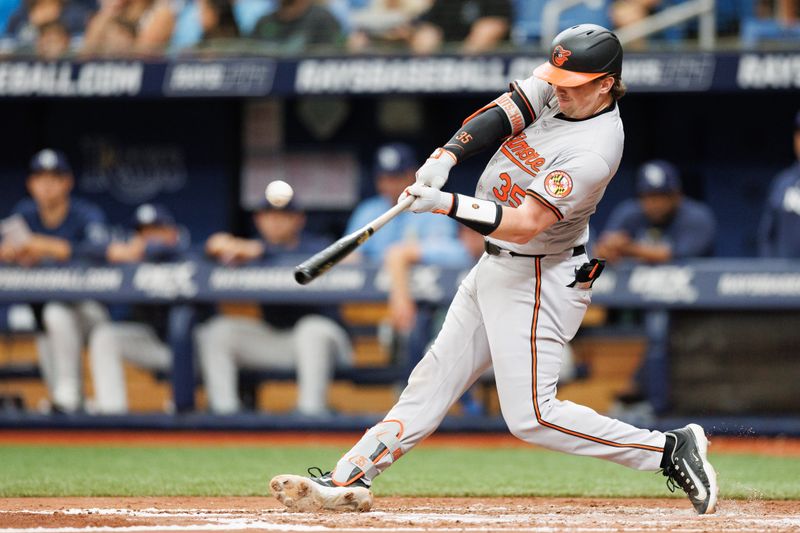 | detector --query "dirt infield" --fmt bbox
[1,496,800,532]
[2,432,799,531]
